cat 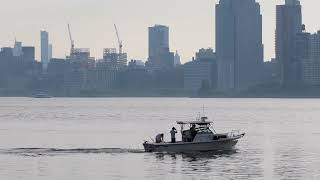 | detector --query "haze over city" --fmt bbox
[1,0,320,62]
[2,1,320,180]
